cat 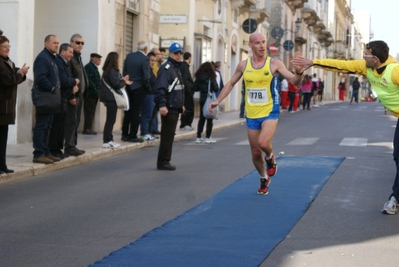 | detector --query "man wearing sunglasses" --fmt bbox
[64,33,89,156]
[292,40,399,215]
